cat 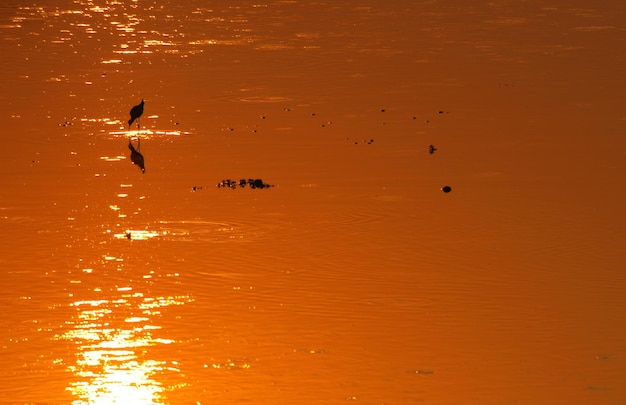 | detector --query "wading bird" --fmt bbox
[128,138,145,173]
[128,99,144,130]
